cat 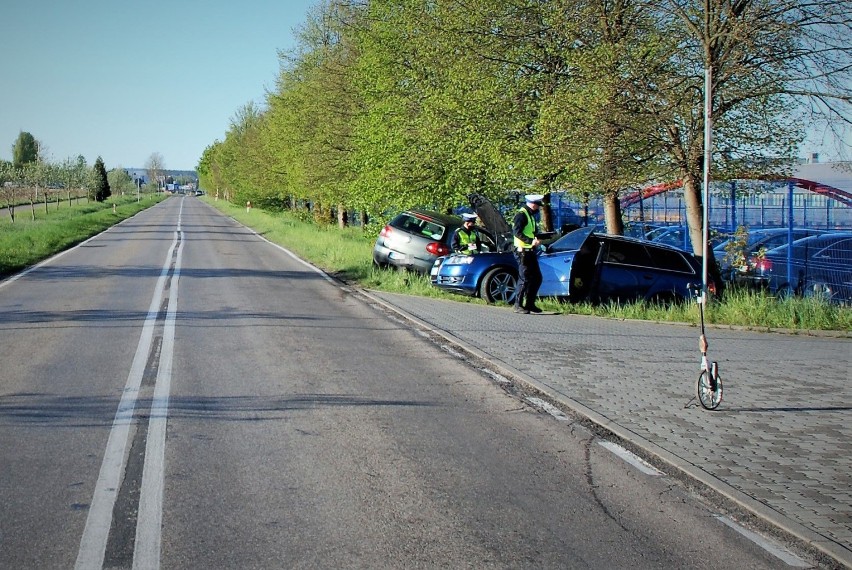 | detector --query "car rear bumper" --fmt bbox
[373,244,434,274]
